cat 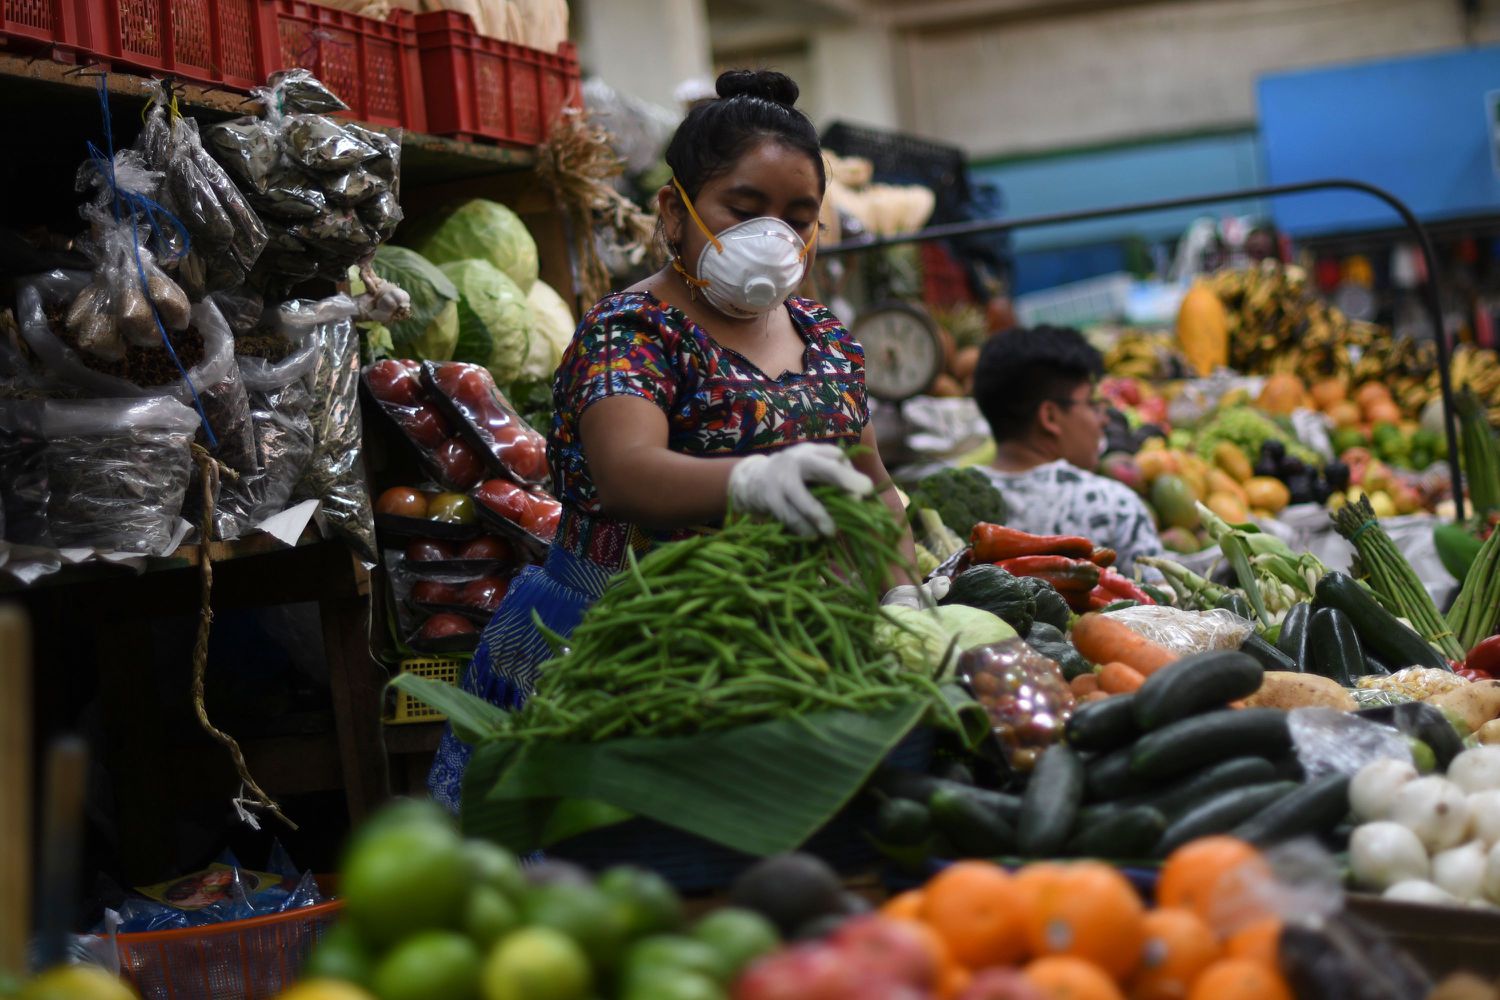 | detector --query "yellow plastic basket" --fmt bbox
[389,656,464,724]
